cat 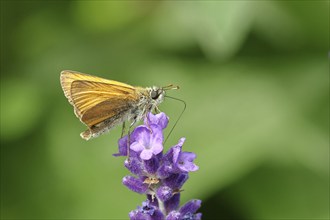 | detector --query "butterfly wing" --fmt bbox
[60,70,135,104]
[60,70,140,127]
[70,80,139,126]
